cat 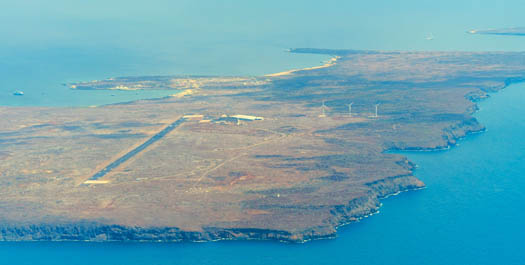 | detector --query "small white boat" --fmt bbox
[13,91,24,96]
